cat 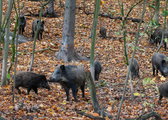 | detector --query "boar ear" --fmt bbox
[60,65,66,71]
